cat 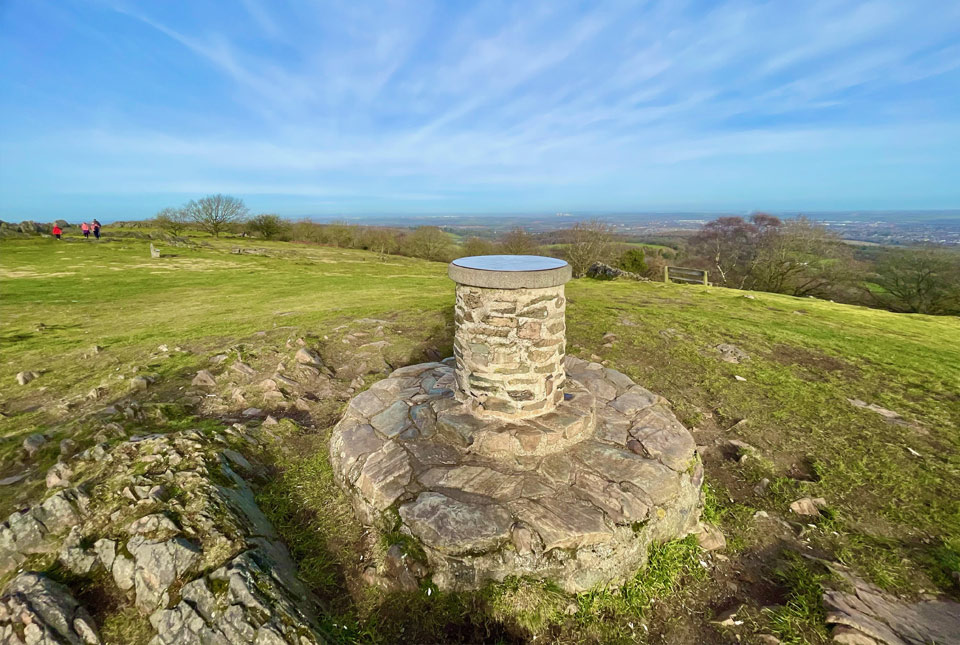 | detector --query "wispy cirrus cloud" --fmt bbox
[1,0,958,218]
